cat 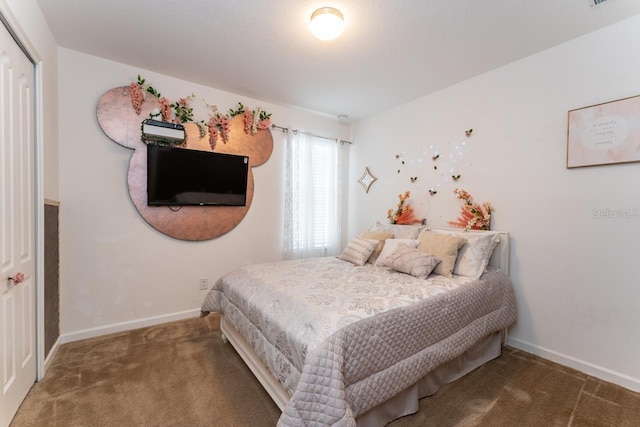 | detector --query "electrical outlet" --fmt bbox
[199,277,209,290]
